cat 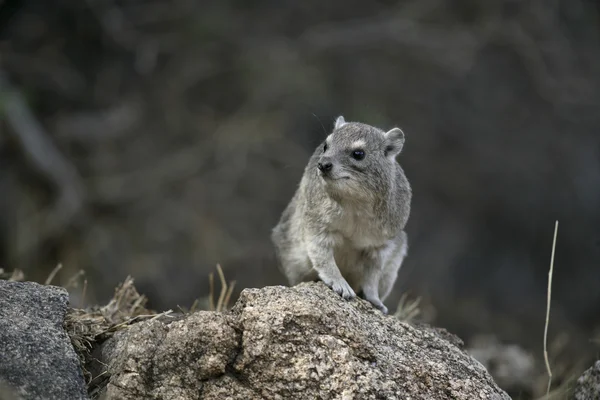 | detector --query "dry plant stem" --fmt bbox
[89,370,108,384]
[216,264,227,312]
[394,293,421,322]
[103,310,173,333]
[8,269,25,281]
[208,273,215,311]
[65,269,85,288]
[223,280,237,310]
[147,310,172,322]
[189,298,199,313]
[544,220,559,396]
[130,294,146,315]
[81,279,87,308]
[45,263,63,285]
